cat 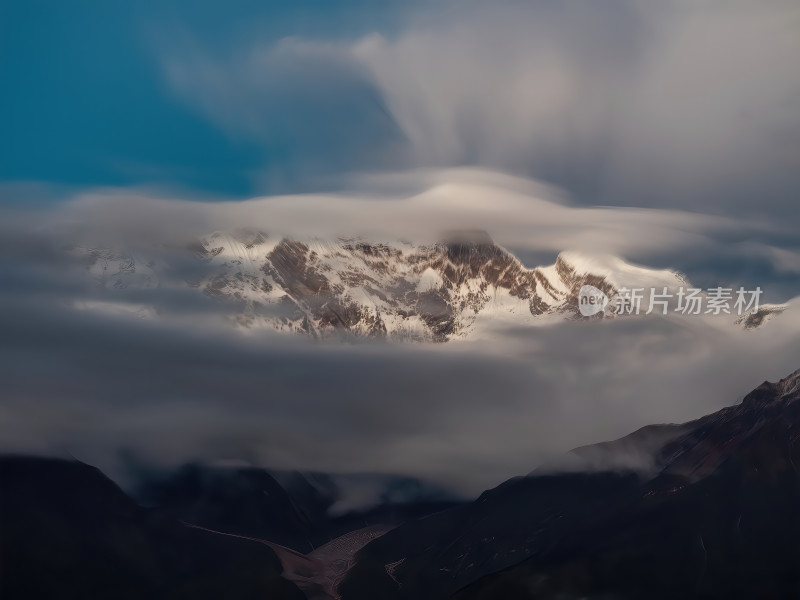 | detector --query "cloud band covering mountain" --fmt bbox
[2,169,800,495]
